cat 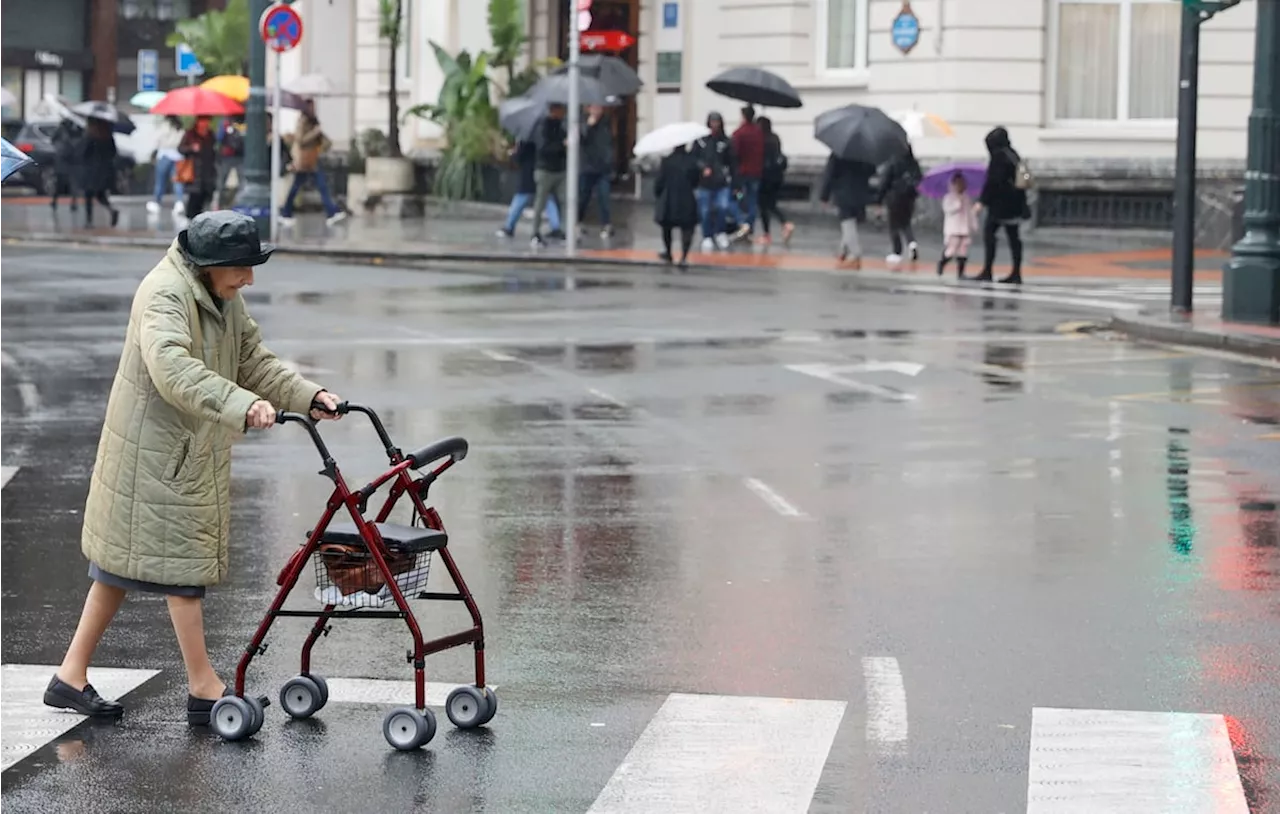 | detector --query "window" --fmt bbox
[1053,0,1180,122]
[818,0,868,73]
